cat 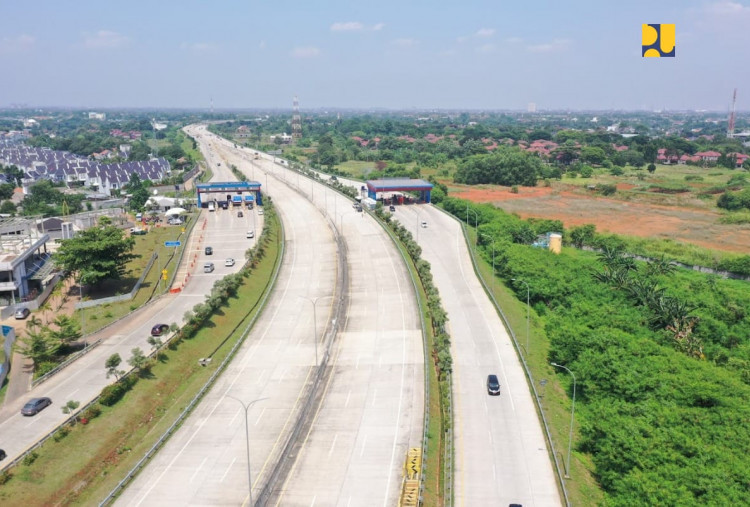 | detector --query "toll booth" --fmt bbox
[196,182,262,208]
